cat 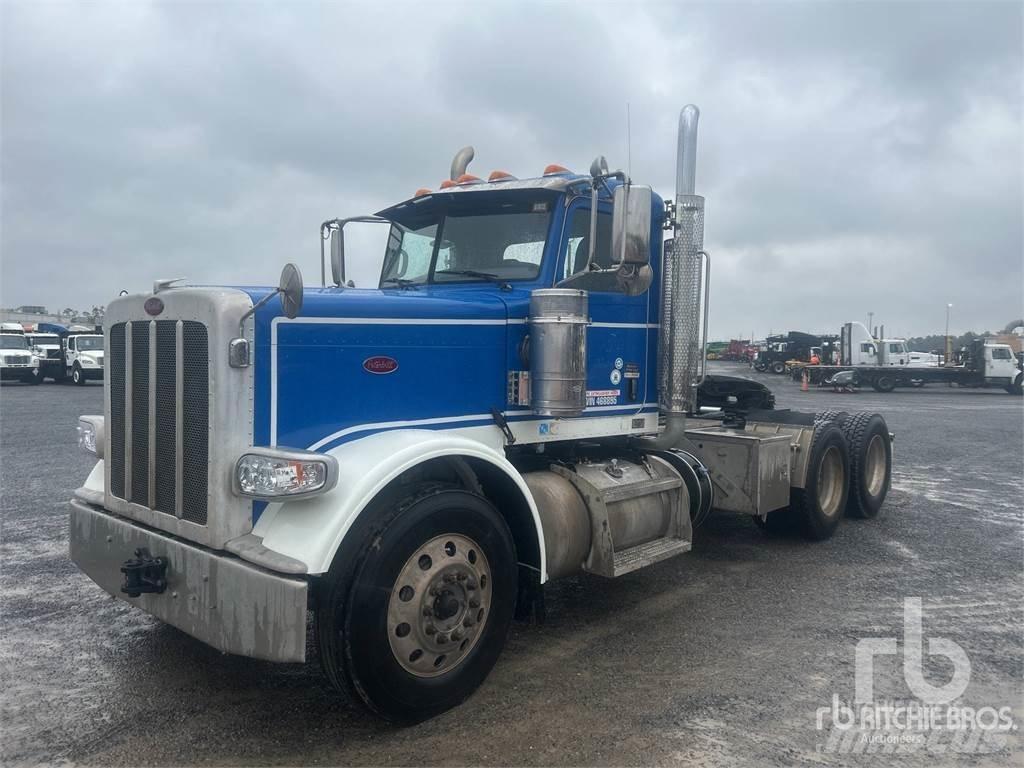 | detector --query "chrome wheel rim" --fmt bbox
[387,533,491,678]
[864,434,886,497]
[817,446,845,518]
